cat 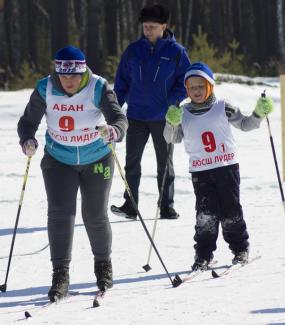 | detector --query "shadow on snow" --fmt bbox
[0,265,229,309]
